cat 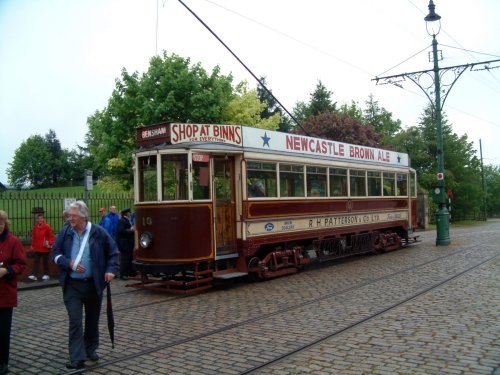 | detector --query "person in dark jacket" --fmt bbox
[51,201,119,370]
[0,210,26,375]
[116,208,135,280]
